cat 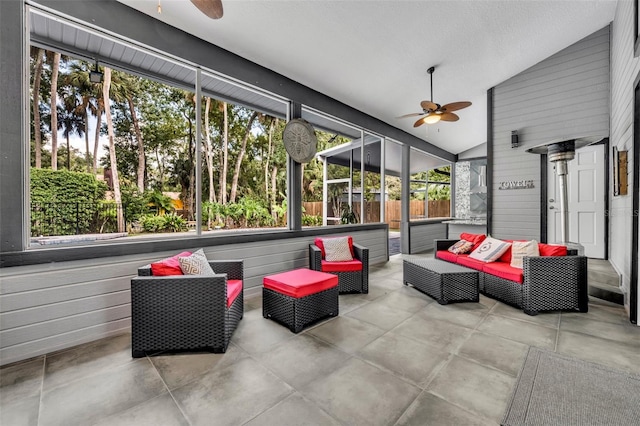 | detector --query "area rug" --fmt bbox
[502,347,640,426]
